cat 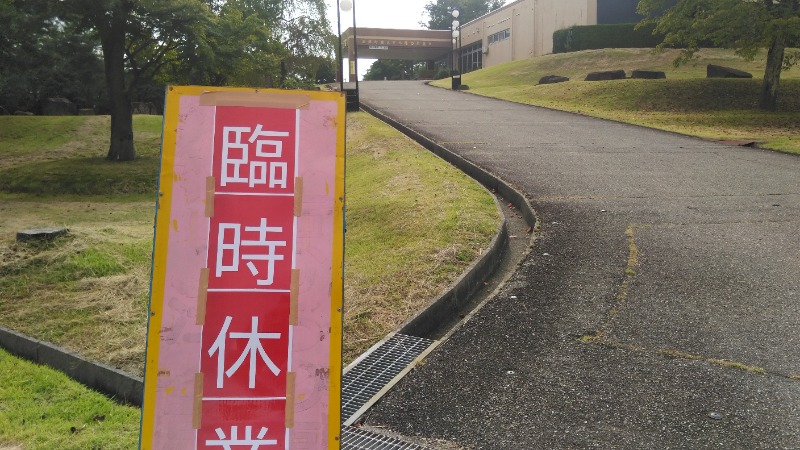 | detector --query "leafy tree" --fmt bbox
[3,0,334,161]
[195,0,334,88]
[56,0,212,161]
[161,3,284,87]
[638,0,800,110]
[423,0,505,30]
[364,60,426,80]
[314,57,337,84]
[0,0,104,112]
[52,0,332,161]
[276,0,335,87]
[0,0,47,111]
